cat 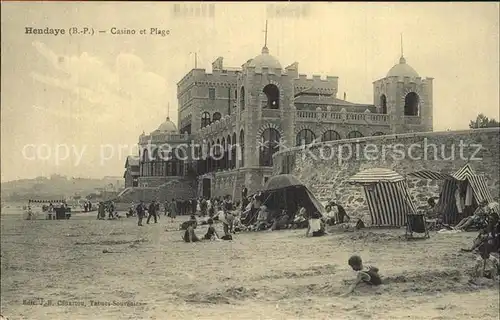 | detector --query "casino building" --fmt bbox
[122,35,433,202]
